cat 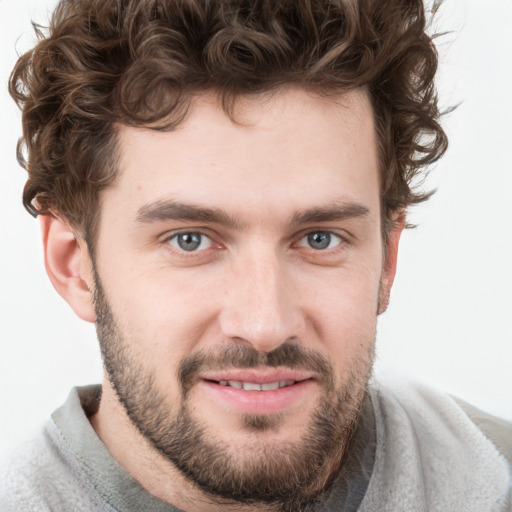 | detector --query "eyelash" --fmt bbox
[162,229,348,257]
[296,231,344,251]
[162,231,220,261]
